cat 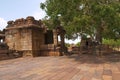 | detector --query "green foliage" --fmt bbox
[40,0,120,41]
[65,43,70,47]
[103,39,120,46]
[76,42,80,47]
[42,18,55,29]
